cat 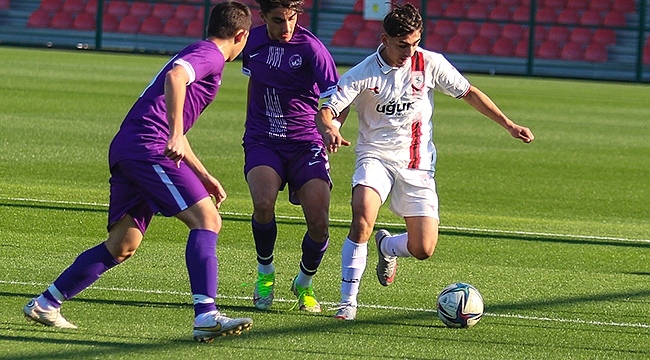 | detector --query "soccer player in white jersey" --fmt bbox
[315,3,535,320]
